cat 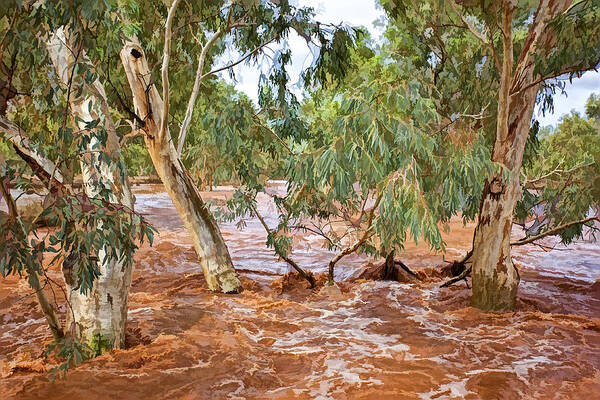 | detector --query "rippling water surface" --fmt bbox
[1,184,599,399]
